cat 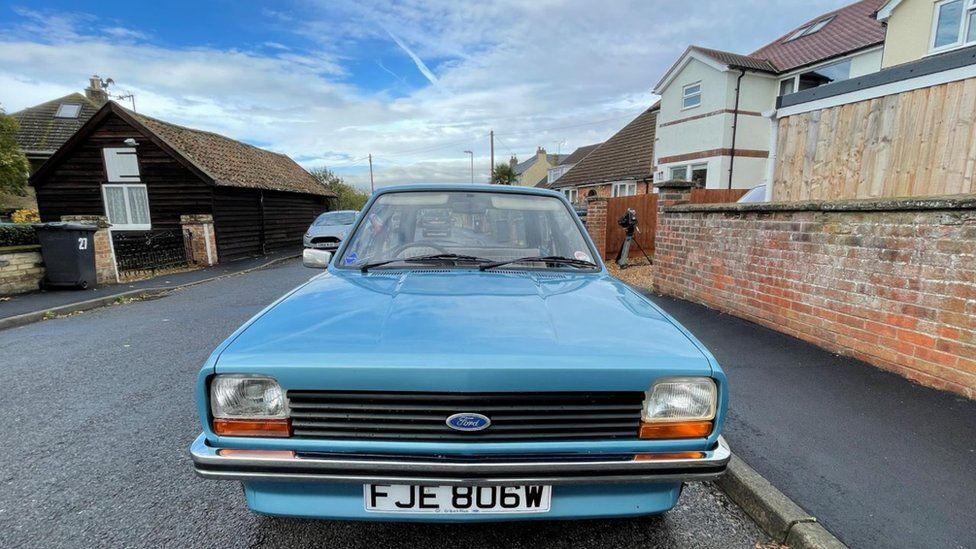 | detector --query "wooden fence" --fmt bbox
[772,77,976,201]
[604,194,656,260]
[690,188,748,204]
